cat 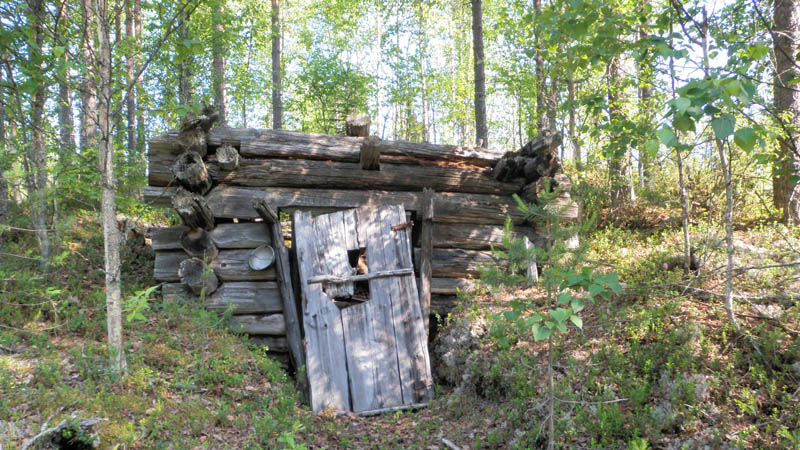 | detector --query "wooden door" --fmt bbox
[293,205,433,413]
